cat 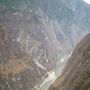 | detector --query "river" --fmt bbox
[35,54,71,90]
